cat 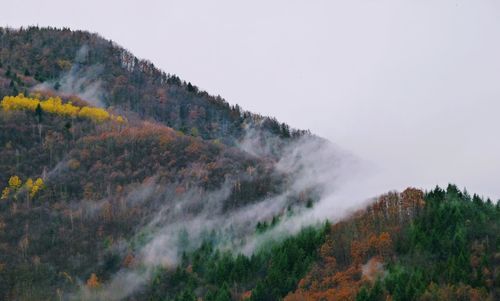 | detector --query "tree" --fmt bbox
[30,178,44,198]
[356,287,370,301]
[35,103,43,123]
[187,82,198,93]
[190,127,200,137]
[8,176,22,190]
[1,187,9,200]
[86,273,100,288]
[281,123,291,138]
[214,283,231,301]
[1,94,124,123]
[24,178,33,207]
